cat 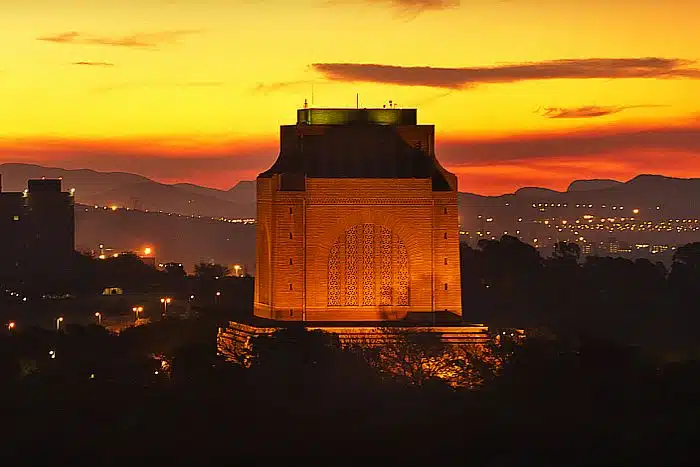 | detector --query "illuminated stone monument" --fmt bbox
[218,108,488,357]
[255,107,462,322]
